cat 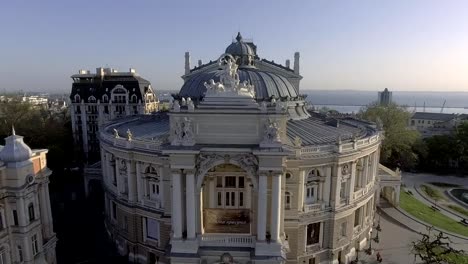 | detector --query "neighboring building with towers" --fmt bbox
[377,88,392,106]
[0,129,57,264]
[69,68,159,162]
[98,33,384,264]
